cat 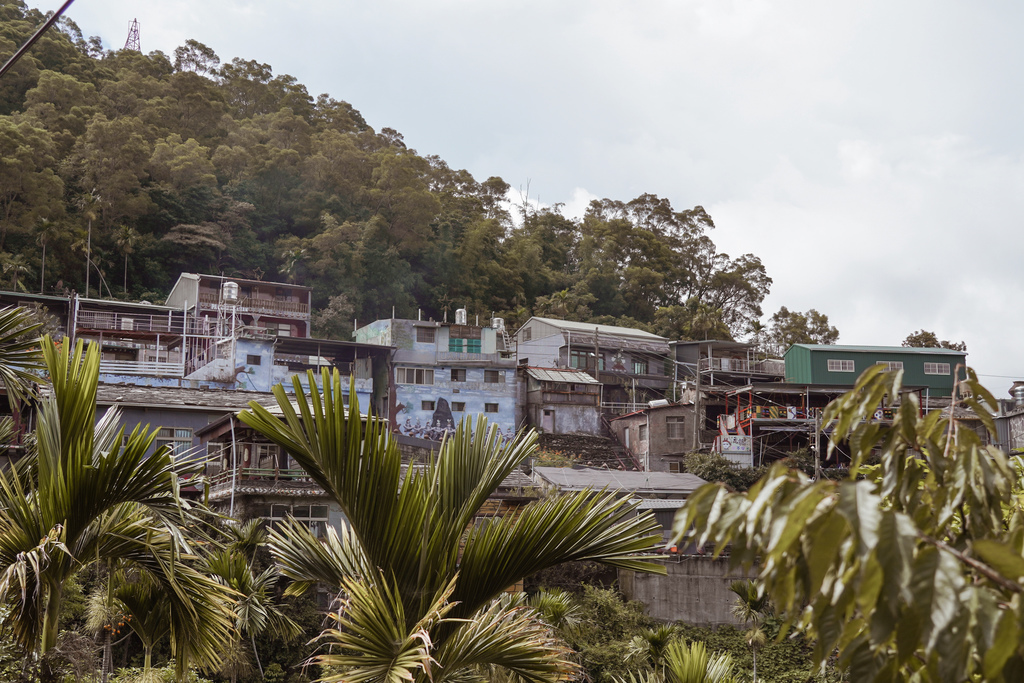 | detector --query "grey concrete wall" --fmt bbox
[619,556,757,627]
